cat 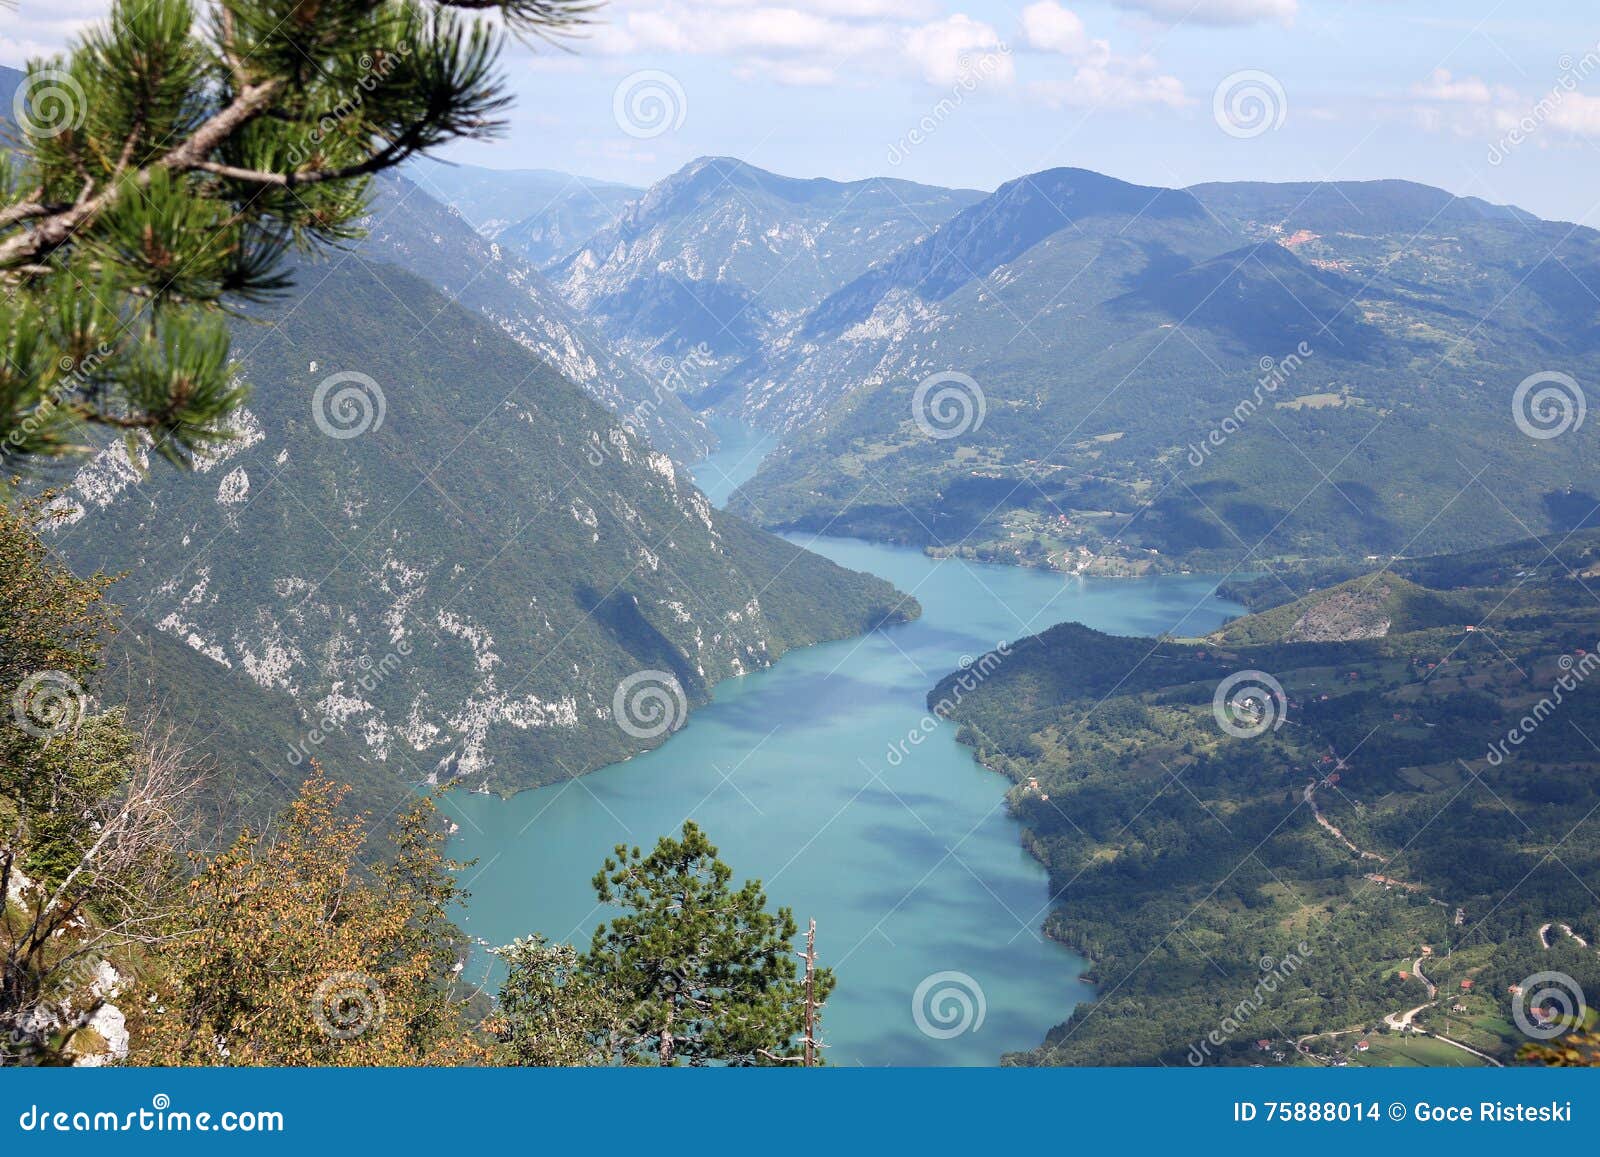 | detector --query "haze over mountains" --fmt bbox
[31,96,1600,827]
[48,254,909,808]
[550,157,985,379]
[415,151,1598,582]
